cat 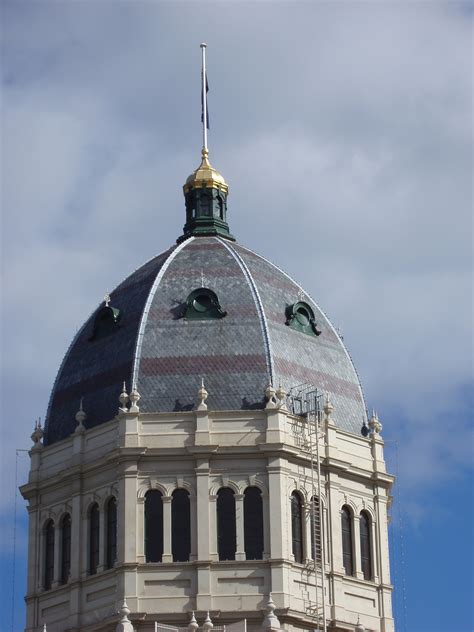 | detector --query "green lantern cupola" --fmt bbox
[179,148,235,242]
